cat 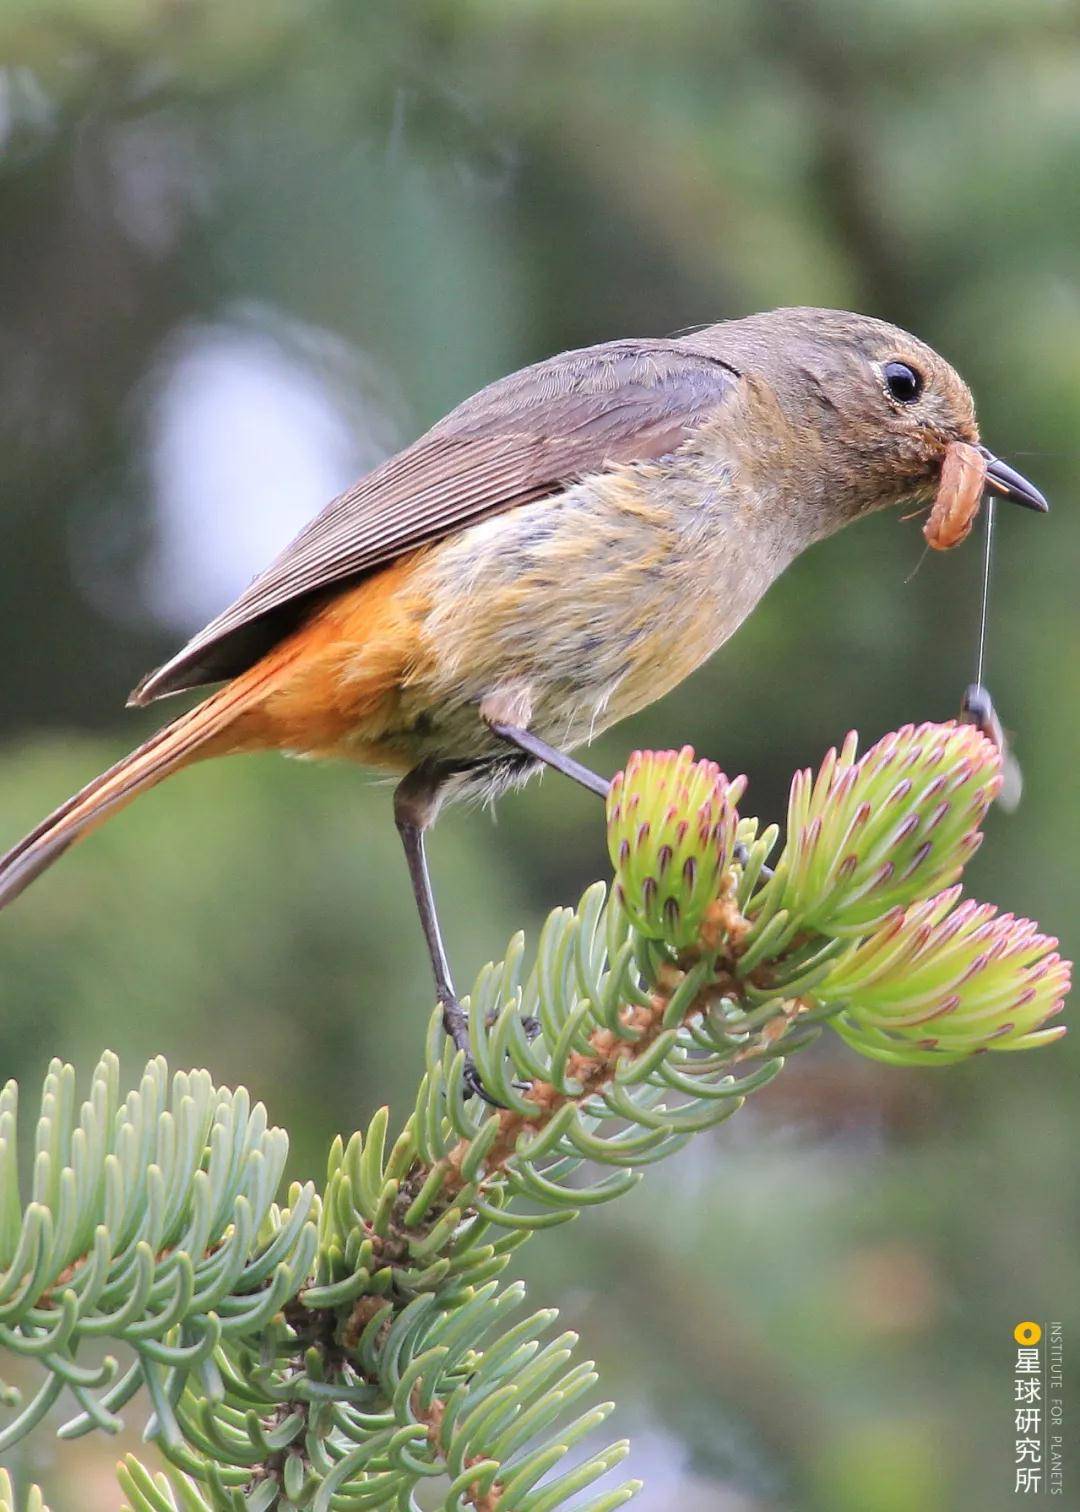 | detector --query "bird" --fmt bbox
[0,307,1047,1096]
